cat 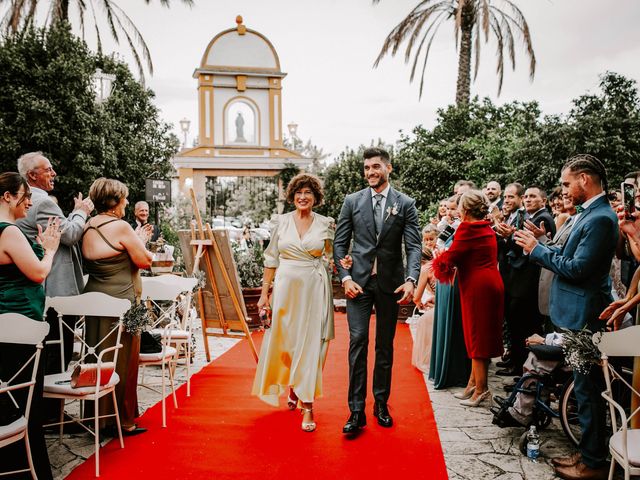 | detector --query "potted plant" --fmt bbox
[232,243,266,329]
